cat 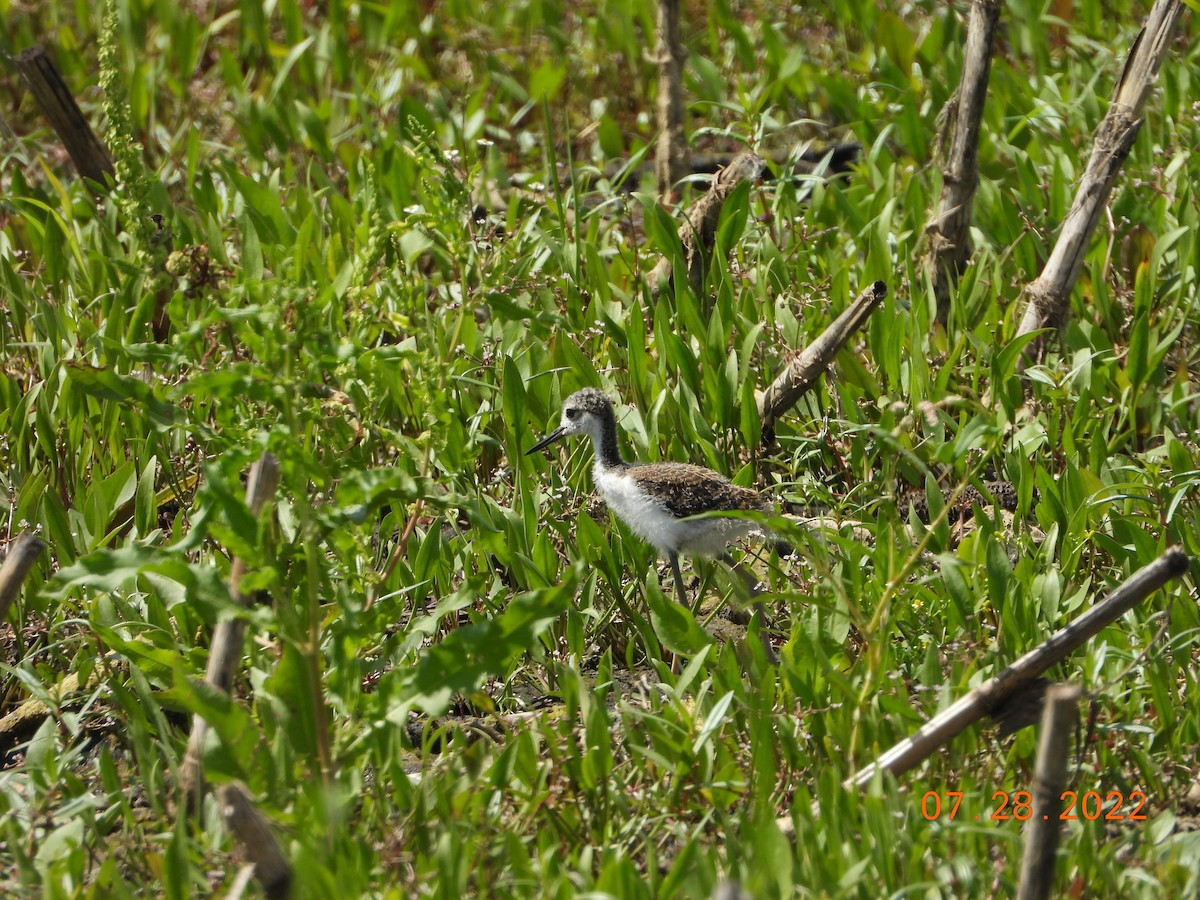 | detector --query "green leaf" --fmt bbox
[597,114,625,157]
[199,465,262,558]
[241,214,263,283]
[267,35,316,103]
[66,364,176,428]
[49,545,236,616]
[262,643,321,765]
[646,584,715,656]
[739,377,762,447]
[384,568,580,719]
[715,180,751,256]
[986,536,1010,612]
[135,456,158,536]
[938,554,973,623]
[398,229,434,266]
[92,621,186,685]
[333,469,442,516]
[529,62,566,102]
[994,330,1047,380]
[876,12,915,77]
[692,690,734,754]
[501,354,527,450]
[1126,312,1149,389]
[164,671,258,778]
